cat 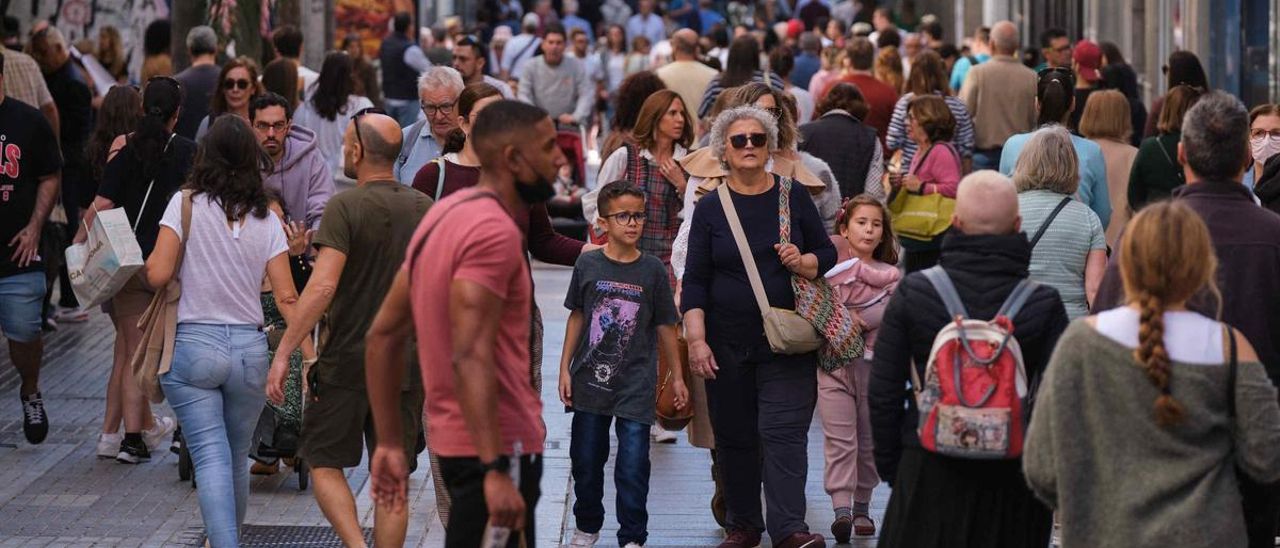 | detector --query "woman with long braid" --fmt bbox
[1024,201,1280,547]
